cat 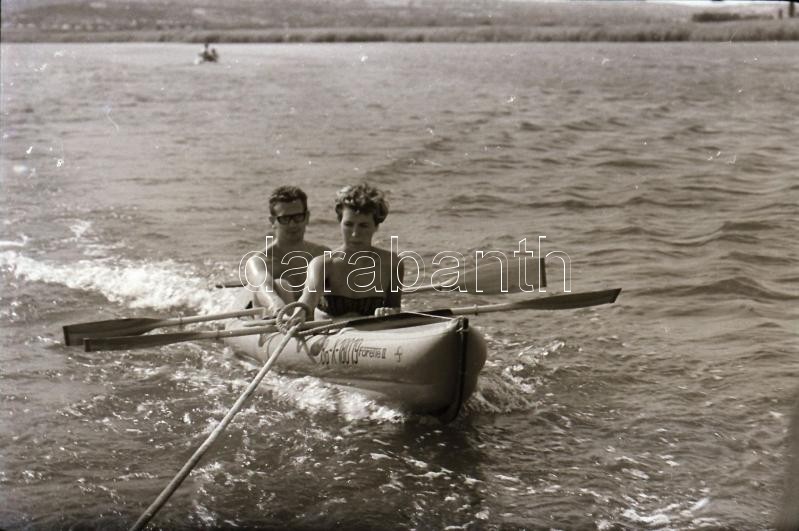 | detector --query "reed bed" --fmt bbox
[6,19,799,43]
[3,0,797,43]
